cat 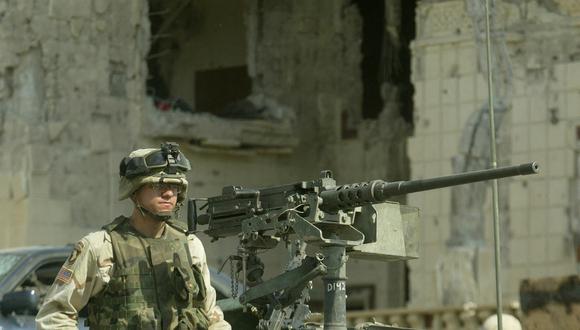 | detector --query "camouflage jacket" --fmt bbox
[35,216,231,330]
